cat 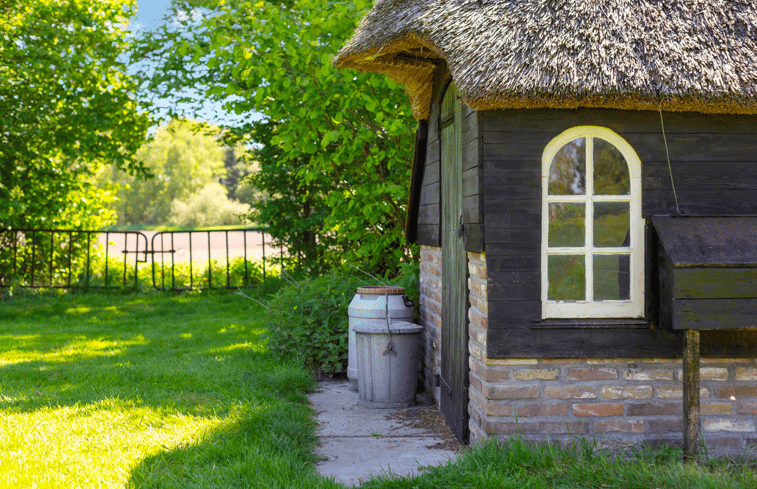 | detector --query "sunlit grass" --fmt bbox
[0,290,341,489]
